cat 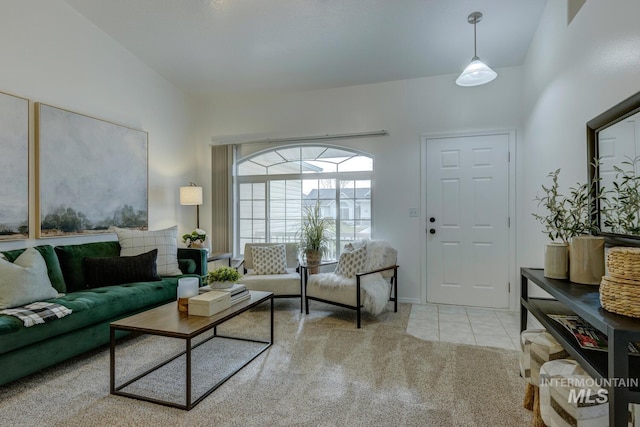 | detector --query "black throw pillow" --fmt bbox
[83,249,161,288]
